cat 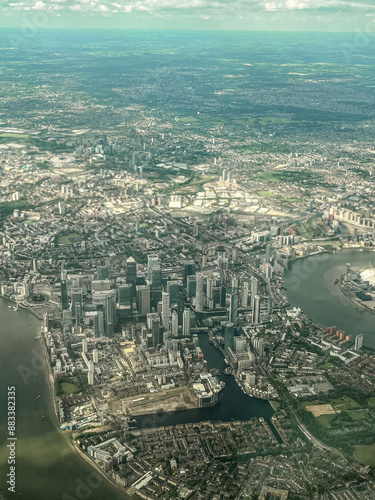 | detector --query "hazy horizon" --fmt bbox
[1,0,375,32]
